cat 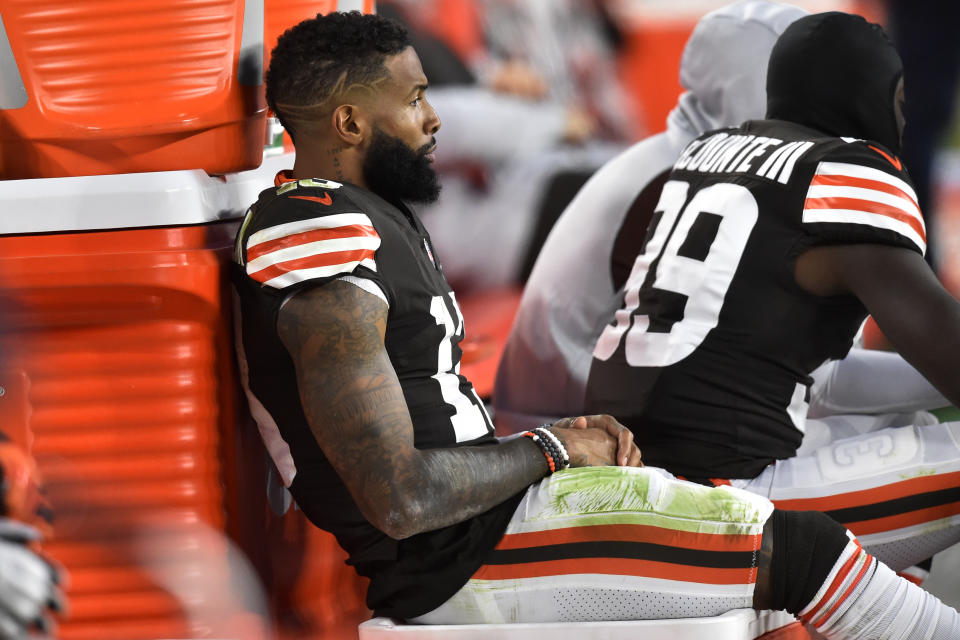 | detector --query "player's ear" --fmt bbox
[332,104,366,146]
